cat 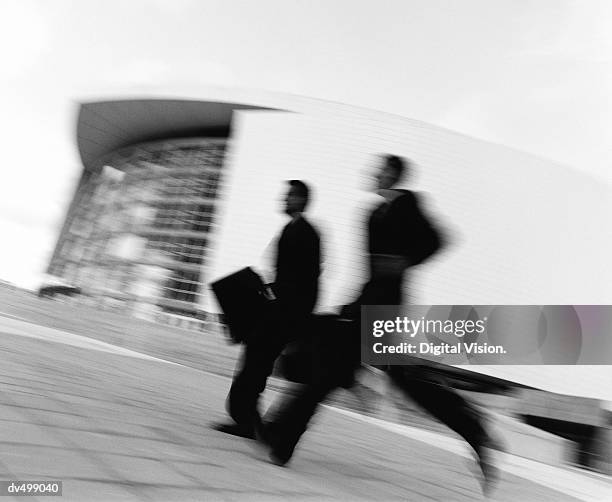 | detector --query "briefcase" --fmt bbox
[276,314,360,388]
[210,267,270,344]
